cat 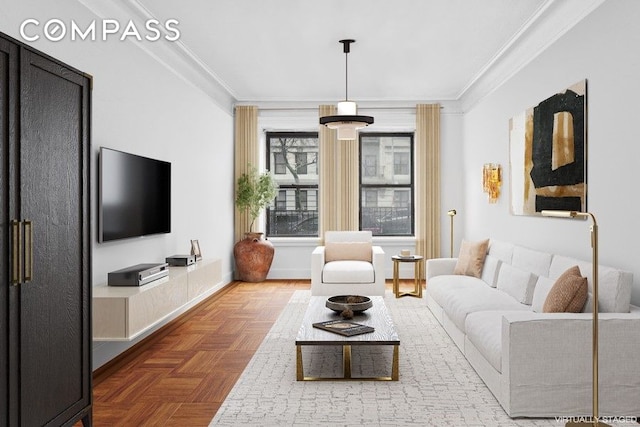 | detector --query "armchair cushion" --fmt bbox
[325,241,372,263]
[322,260,375,284]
